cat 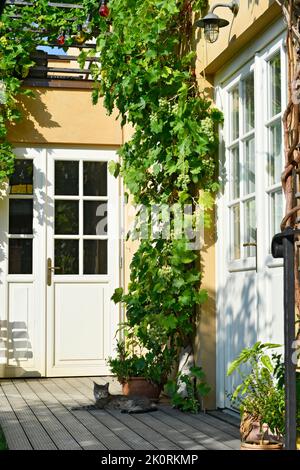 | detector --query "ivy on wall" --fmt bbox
[0,0,107,181]
[94,0,222,395]
[0,1,222,404]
